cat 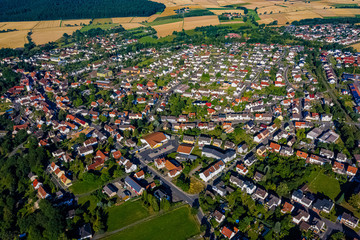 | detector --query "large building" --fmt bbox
[141,132,169,149]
